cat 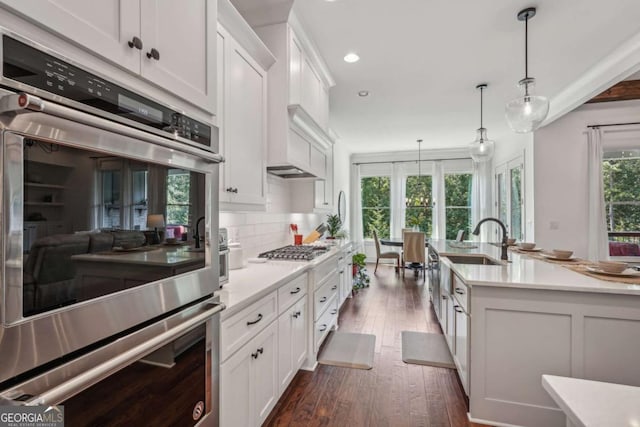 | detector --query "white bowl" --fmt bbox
[552,249,573,259]
[518,242,536,250]
[597,261,627,274]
